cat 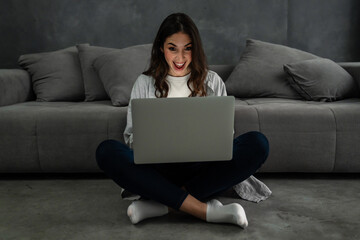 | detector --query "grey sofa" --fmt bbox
[1,63,360,173]
[1,41,360,173]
